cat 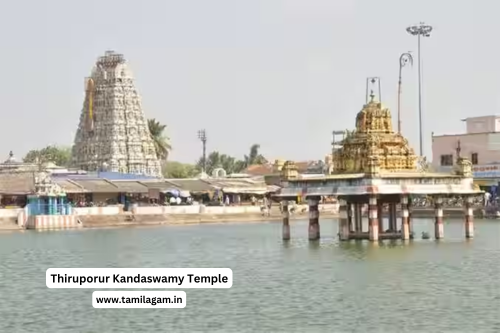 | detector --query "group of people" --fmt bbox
[167,196,193,205]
